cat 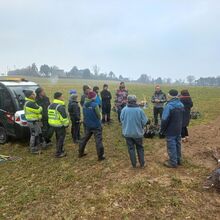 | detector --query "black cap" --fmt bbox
[54,92,62,99]
[23,90,34,98]
[168,89,178,97]
[93,86,99,92]
[35,87,43,96]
